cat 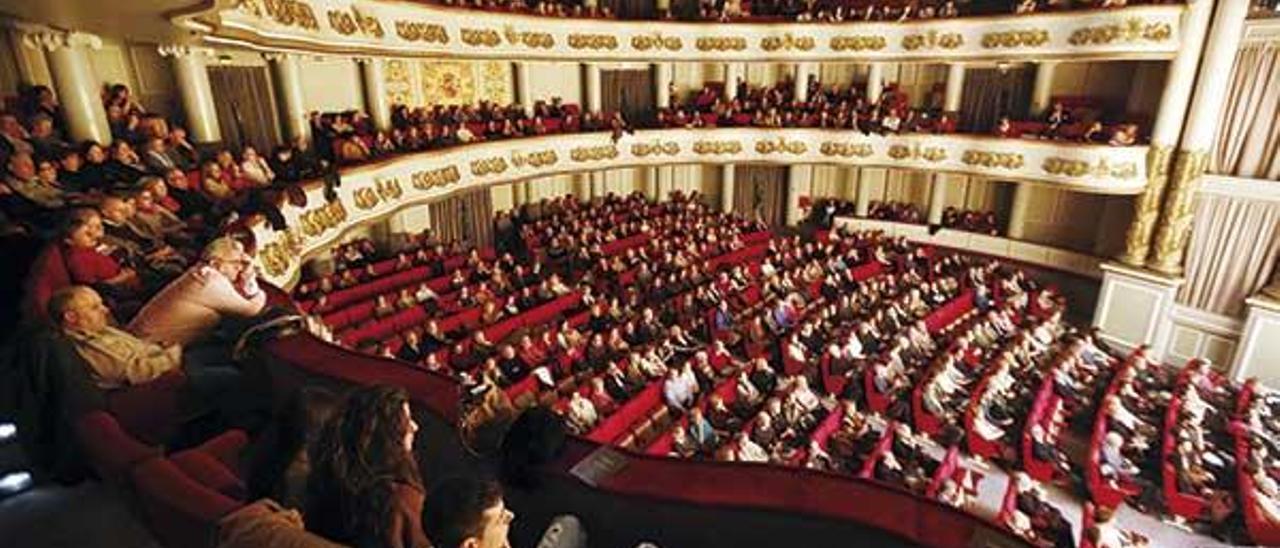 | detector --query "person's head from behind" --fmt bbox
[423,476,513,548]
[248,386,338,502]
[48,285,111,333]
